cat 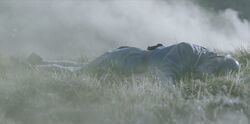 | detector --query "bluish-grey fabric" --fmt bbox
[28,42,239,81]
[85,47,148,76]
[85,42,219,80]
[147,42,218,80]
